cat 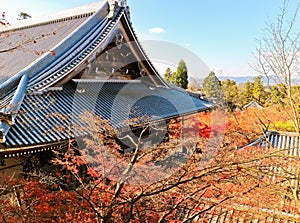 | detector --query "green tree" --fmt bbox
[252,75,267,104]
[222,79,239,111]
[202,71,223,103]
[164,67,173,84]
[242,81,253,106]
[270,85,284,107]
[163,60,189,89]
[175,59,188,89]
